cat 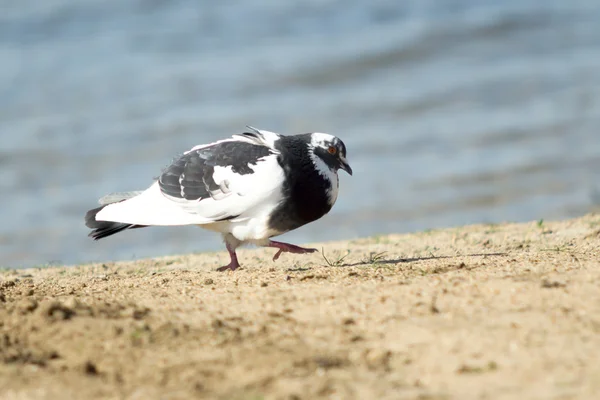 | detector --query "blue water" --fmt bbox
[1,0,600,268]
